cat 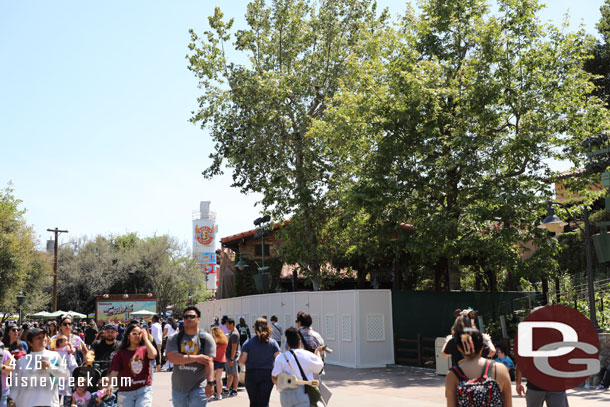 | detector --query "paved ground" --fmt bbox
[151,365,610,406]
